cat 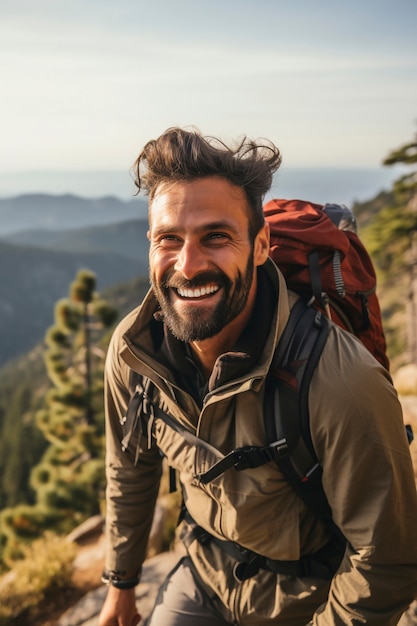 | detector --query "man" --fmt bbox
[99,127,417,626]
